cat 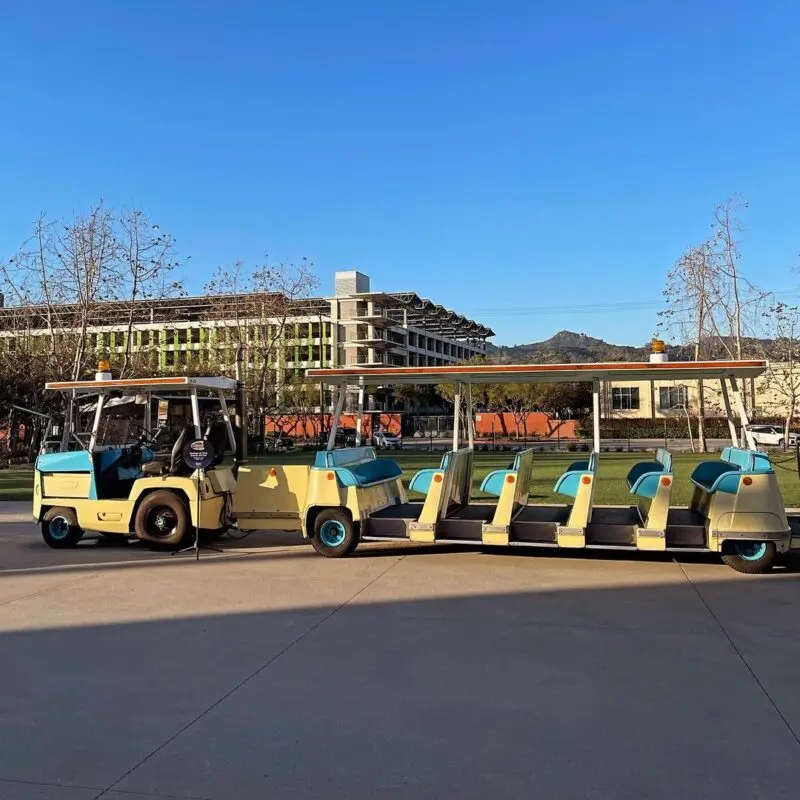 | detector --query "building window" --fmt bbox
[611,387,640,411]
[659,386,687,410]
[177,328,187,345]
[165,351,175,367]
[189,327,200,344]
